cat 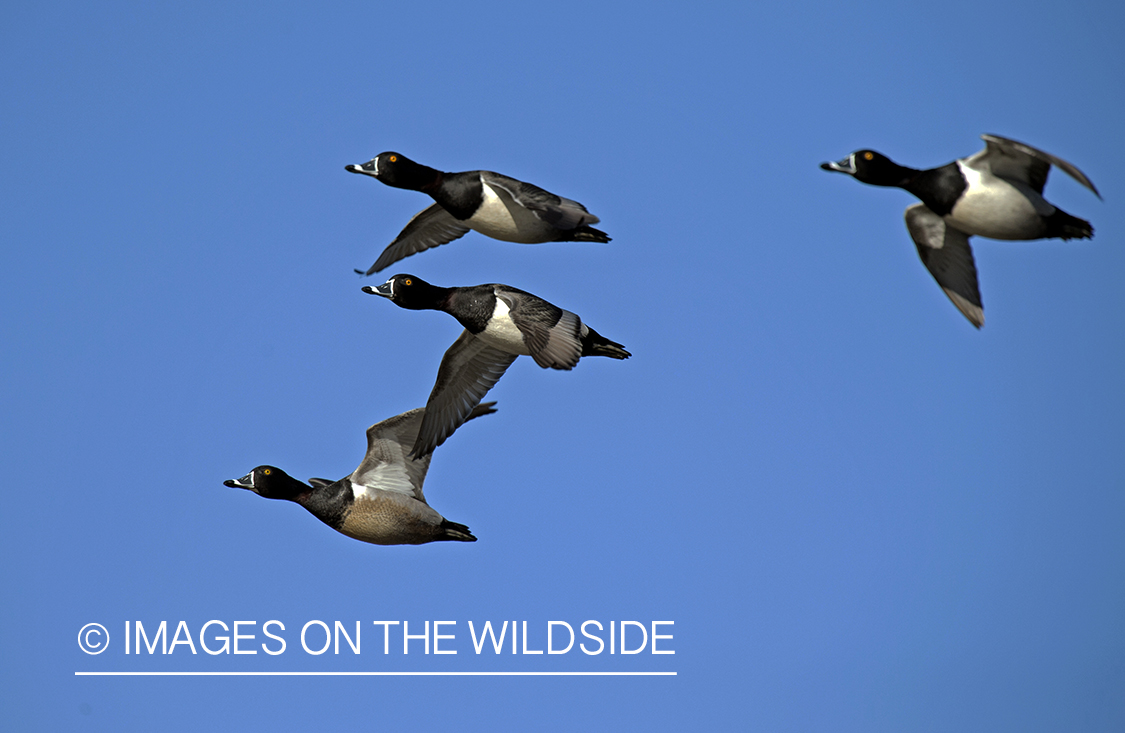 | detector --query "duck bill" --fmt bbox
[345,158,379,177]
[361,280,395,298]
[224,473,256,492]
[820,154,856,174]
